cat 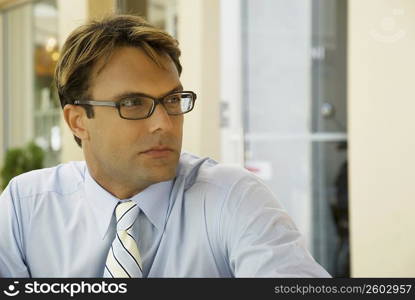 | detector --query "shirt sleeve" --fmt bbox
[0,180,30,277]
[220,173,331,277]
